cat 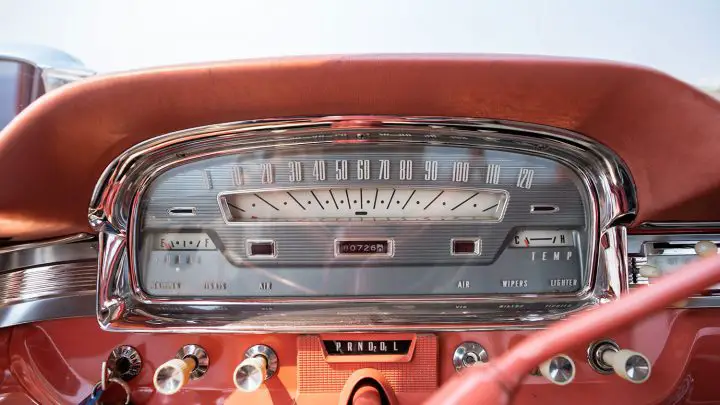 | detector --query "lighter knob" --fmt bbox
[234,355,268,392]
[153,357,197,395]
[539,354,575,385]
[601,349,651,383]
